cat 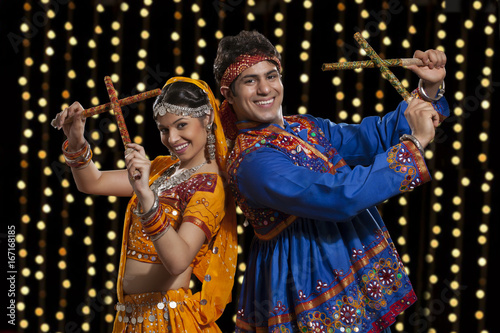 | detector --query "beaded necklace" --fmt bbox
[150,160,207,194]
